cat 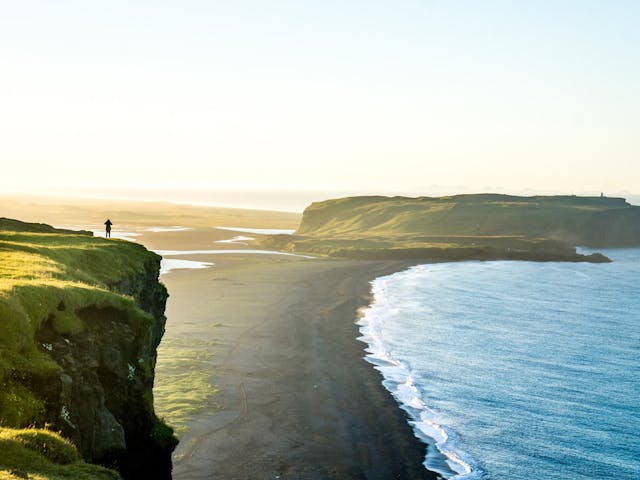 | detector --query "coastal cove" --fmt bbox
[154,237,640,480]
[2,194,639,479]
